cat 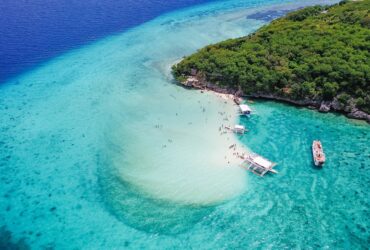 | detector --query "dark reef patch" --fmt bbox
[0,226,29,250]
